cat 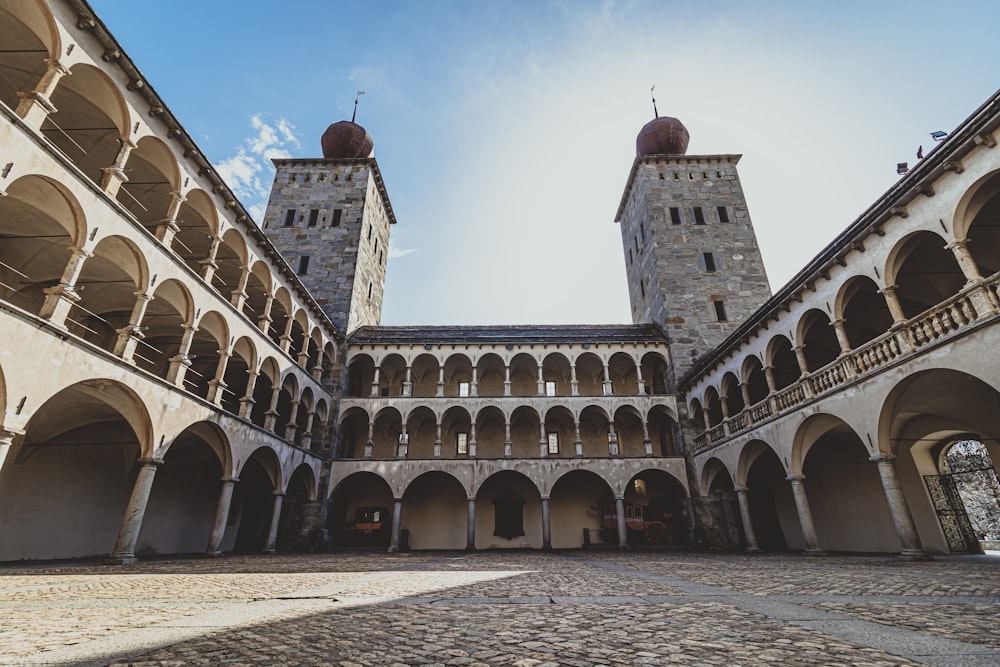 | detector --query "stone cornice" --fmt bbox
[614,153,743,223]
[271,157,398,226]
